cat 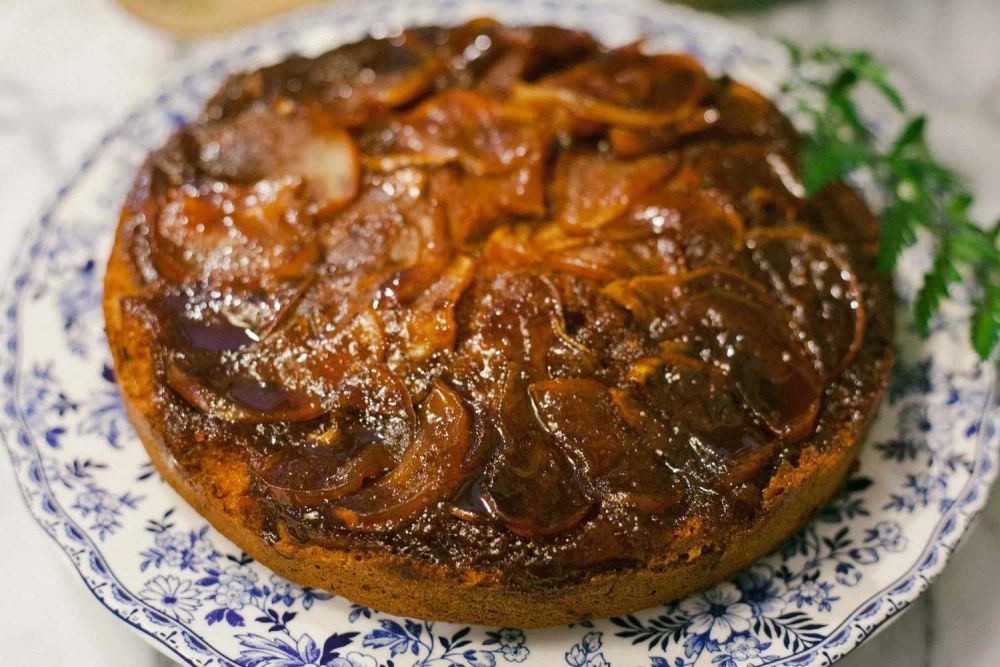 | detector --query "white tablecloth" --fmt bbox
[1,0,998,664]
